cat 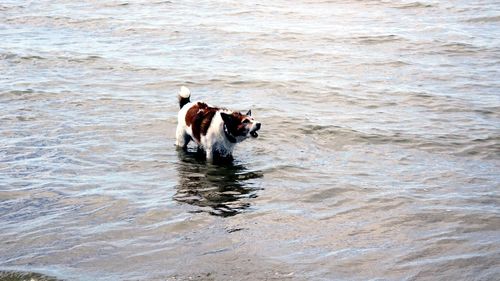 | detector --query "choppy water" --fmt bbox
[1,0,499,280]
